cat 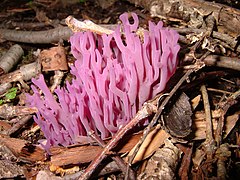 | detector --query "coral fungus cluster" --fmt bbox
[27,13,180,149]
